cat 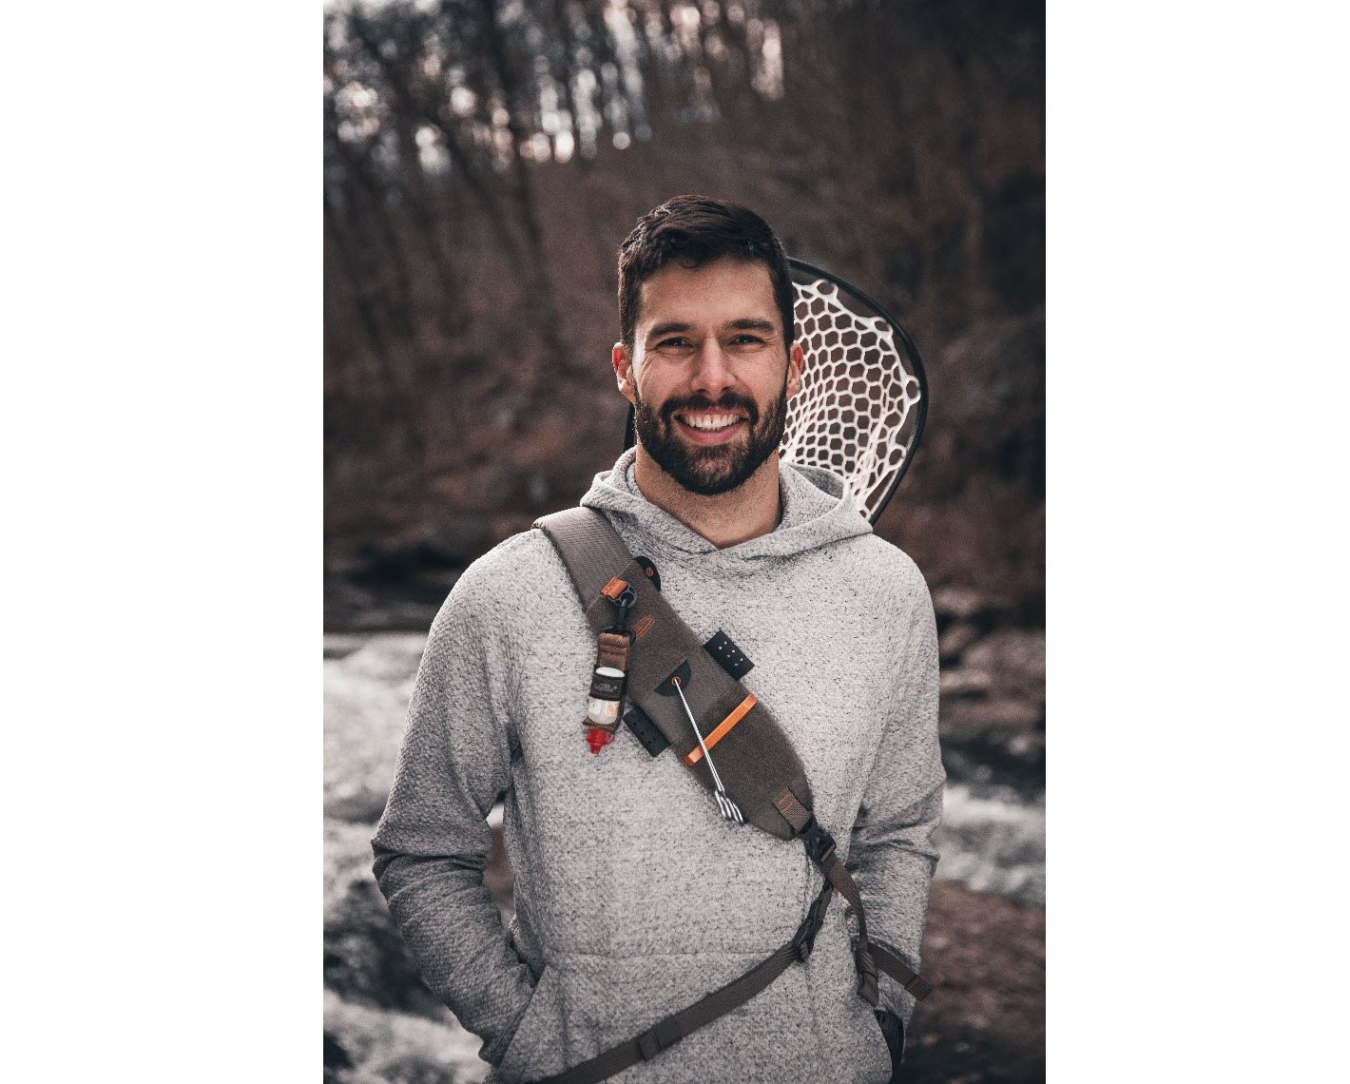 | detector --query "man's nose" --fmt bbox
[690,339,736,399]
